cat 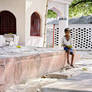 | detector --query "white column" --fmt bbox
[64,4,69,26]
[59,4,69,48]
